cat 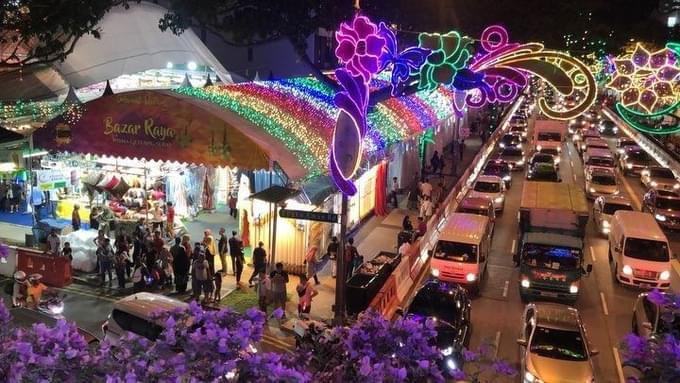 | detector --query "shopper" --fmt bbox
[249,241,267,287]
[399,238,412,256]
[71,204,81,230]
[46,229,60,255]
[191,251,210,301]
[202,229,217,274]
[327,236,339,278]
[407,181,419,210]
[213,270,223,302]
[256,271,271,315]
[30,184,44,221]
[218,228,229,273]
[416,216,427,238]
[62,242,73,262]
[166,202,175,238]
[270,262,289,318]
[430,151,441,174]
[171,237,190,293]
[89,207,100,231]
[402,216,413,232]
[390,177,399,208]
[344,238,359,280]
[152,203,164,233]
[133,218,146,263]
[420,178,433,199]
[228,193,237,219]
[296,275,318,318]
[228,231,241,276]
[420,196,433,220]
[98,238,115,287]
[0,180,7,212]
[234,239,245,288]
[114,248,129,289]
[305,245,320,285]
